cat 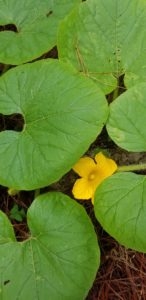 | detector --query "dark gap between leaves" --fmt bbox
[106,73,126,104]
[11,191,34,242]
[0,64,15,76]
[0,113,24,132]
[30,45,58,63]
[0,24,18,32]
[0,187,33,242]
[118,73,126,95]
